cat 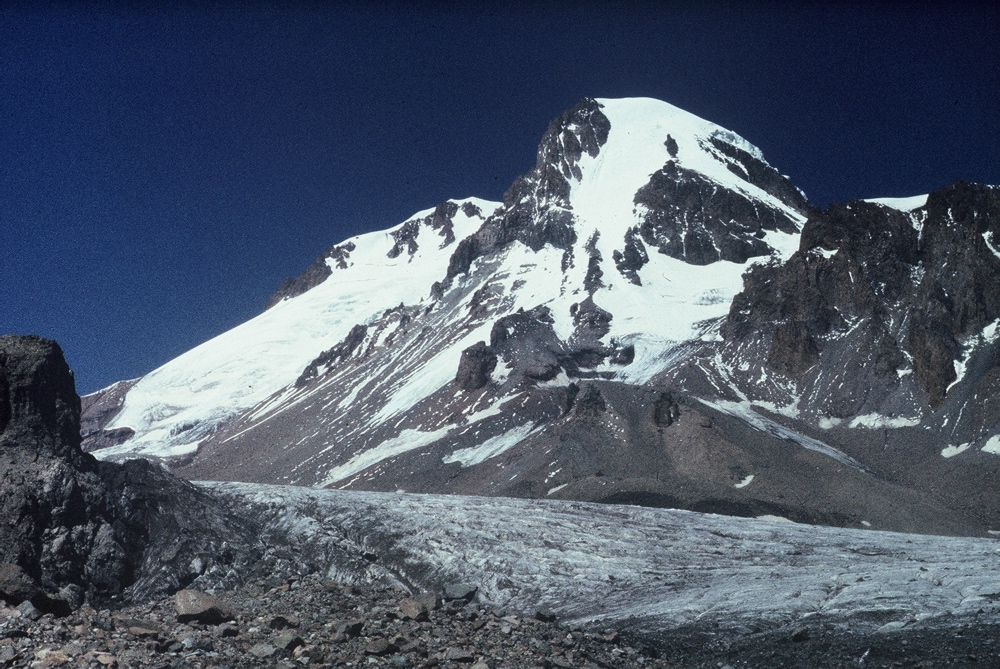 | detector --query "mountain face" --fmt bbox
[81,97,1000,537]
